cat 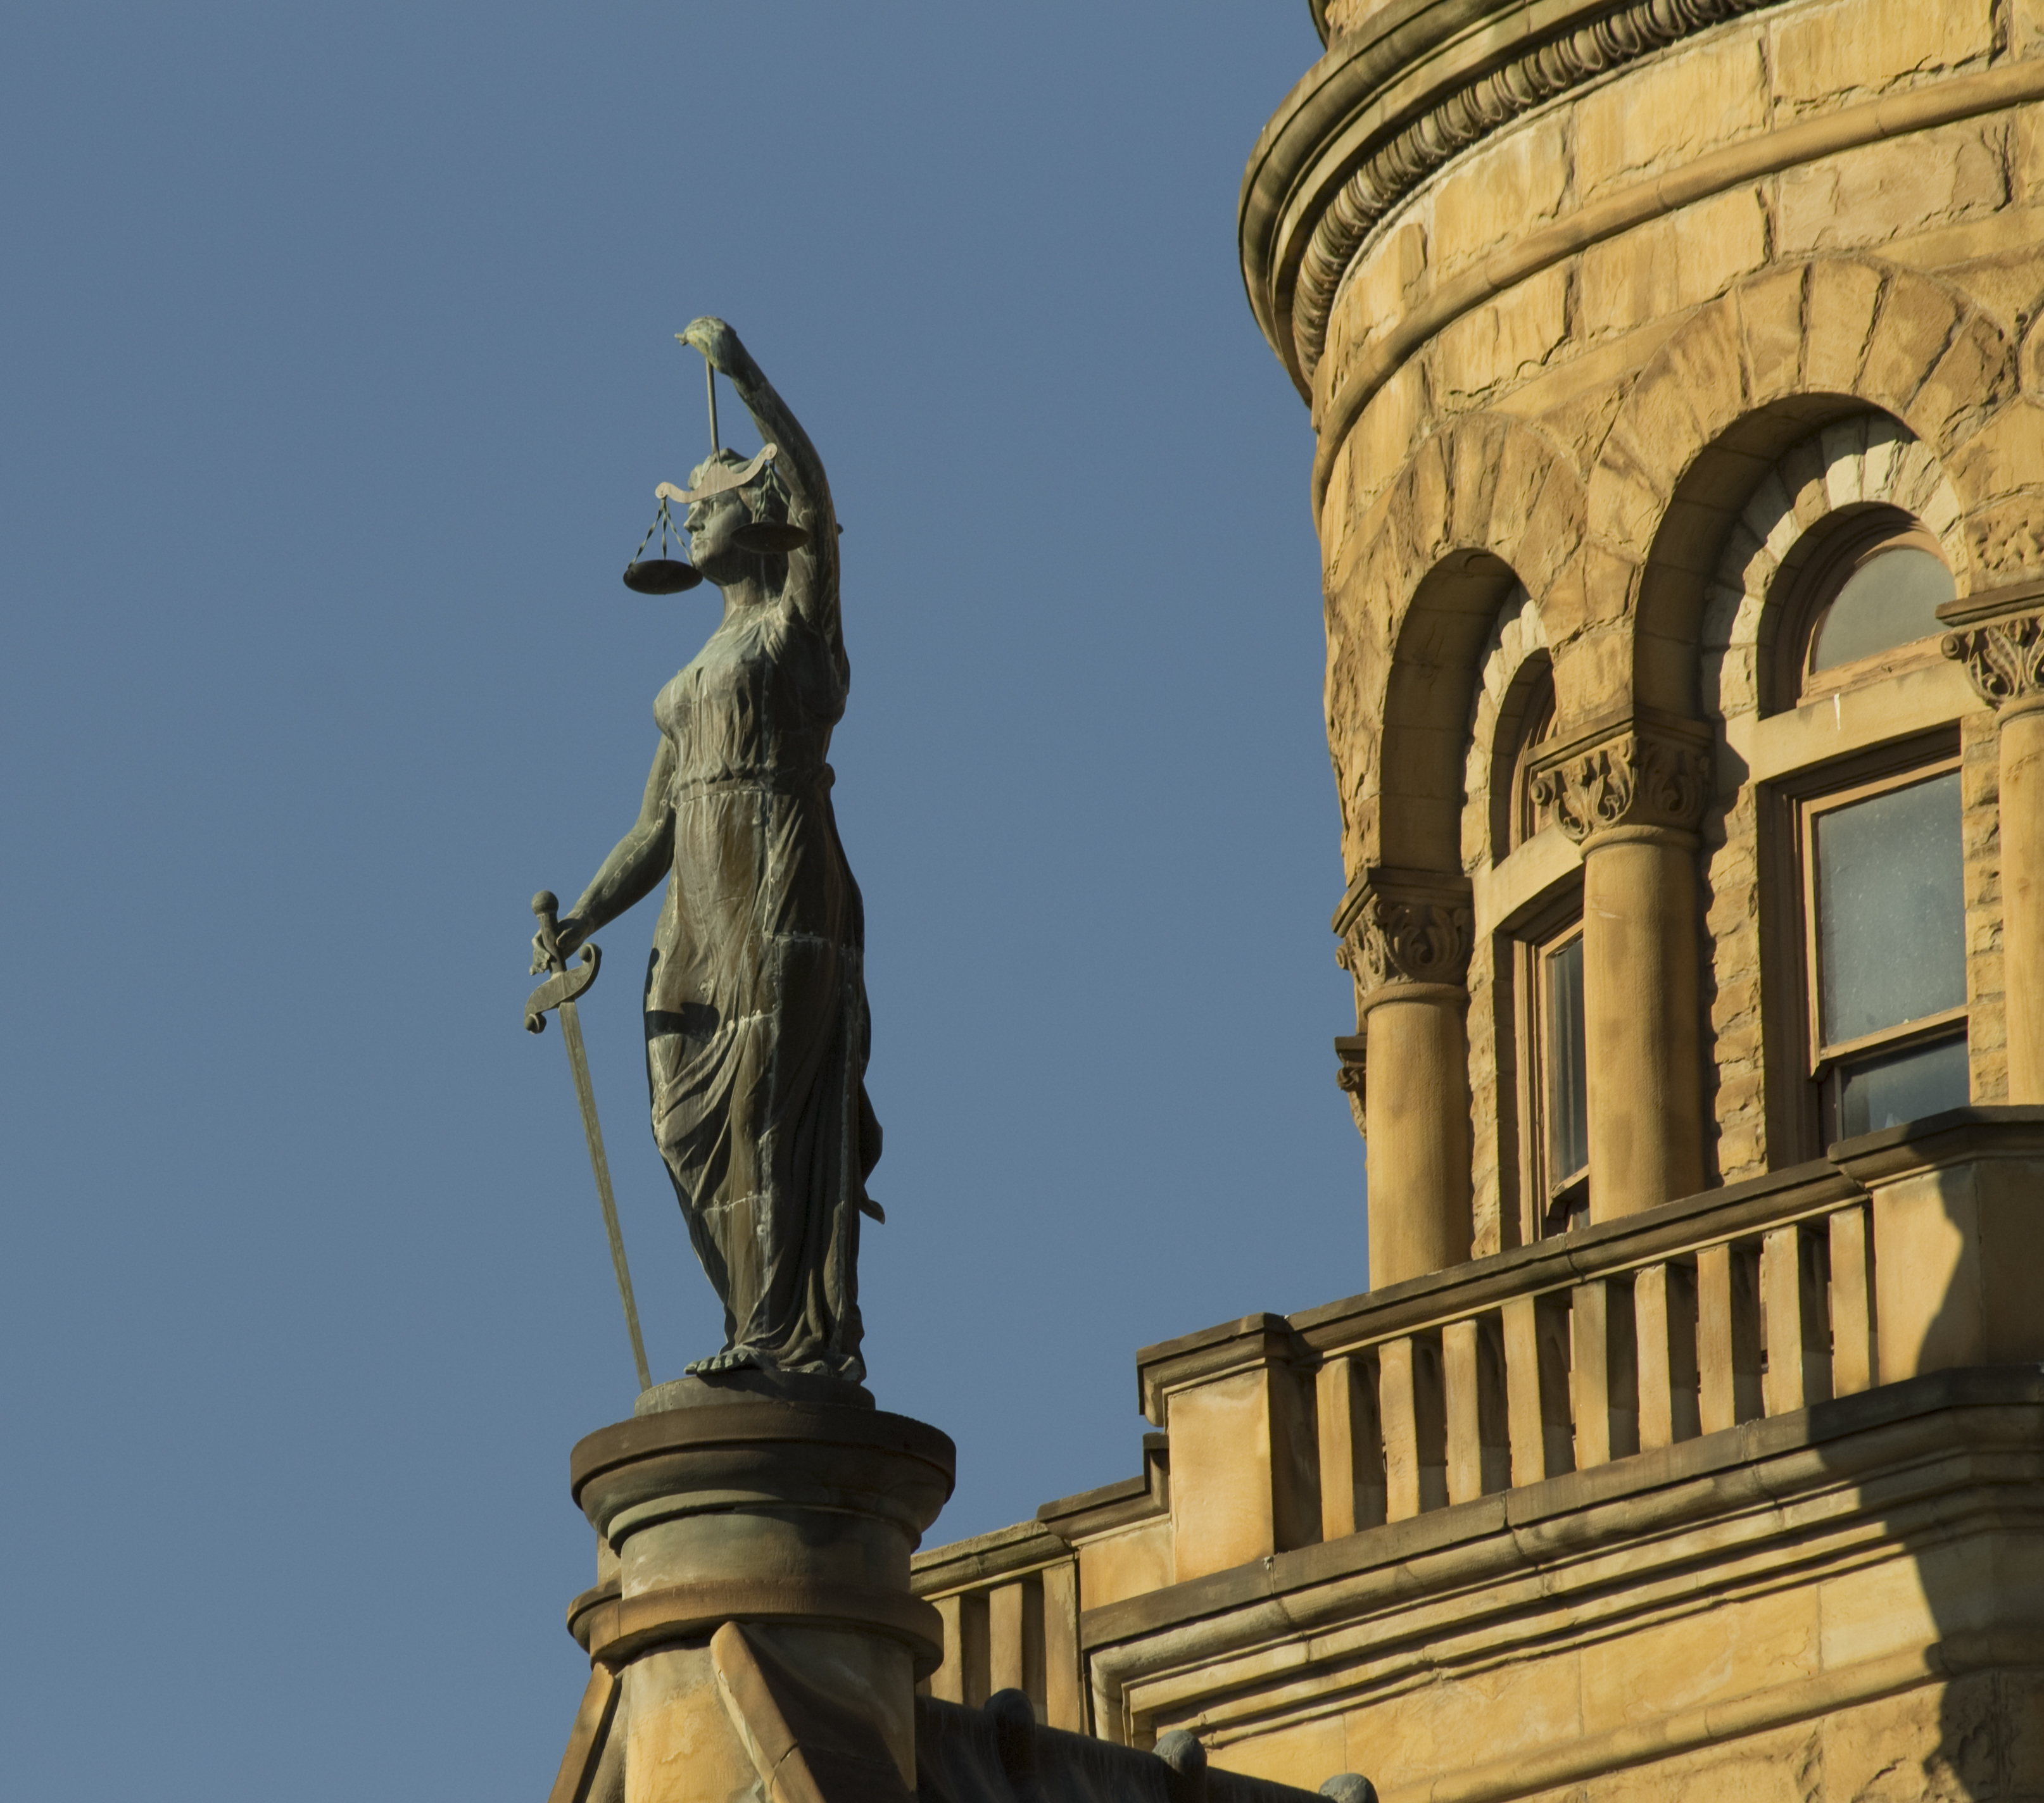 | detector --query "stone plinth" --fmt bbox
[557,1379,955,1803]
